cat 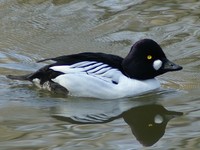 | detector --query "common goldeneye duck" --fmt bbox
[7,39,182,99]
